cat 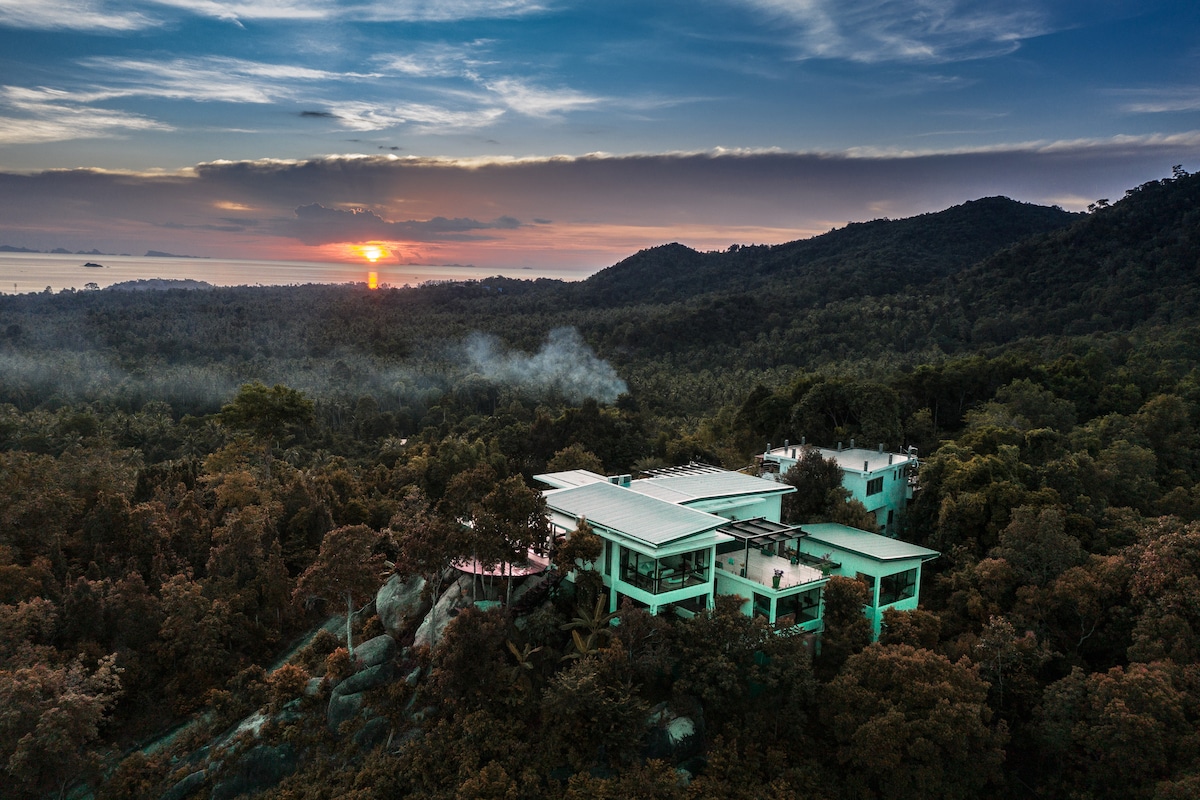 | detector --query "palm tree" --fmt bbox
[560,594,619,660]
